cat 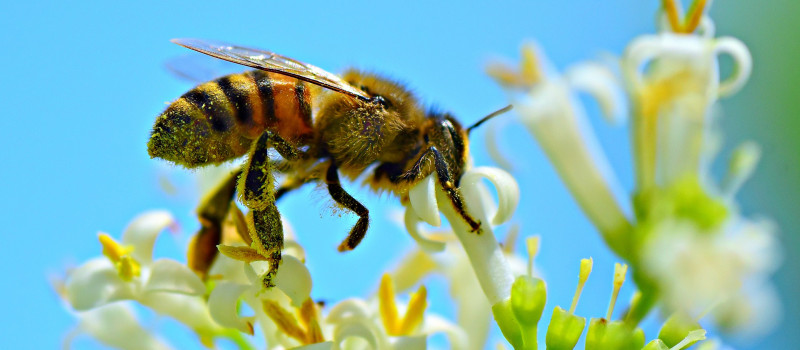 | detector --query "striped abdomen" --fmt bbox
[148,70,314,167]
